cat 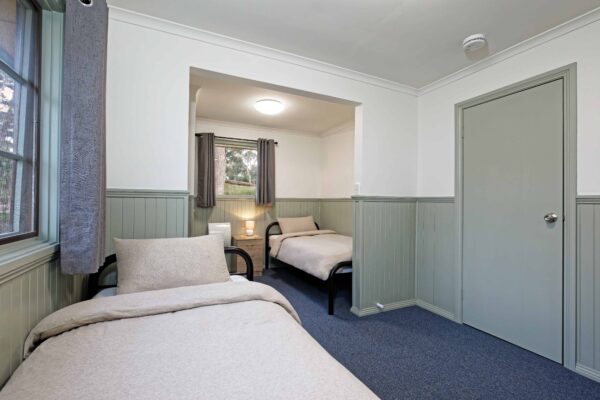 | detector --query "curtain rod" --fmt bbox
[195,133,278,145]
